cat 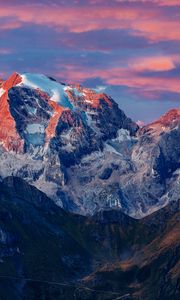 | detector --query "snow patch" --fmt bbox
[93,85,107,93]
[25,104,37,115]
[105,129,136,157]
[104,143,123,156]
[0,88,5,97]
[24,123,45,146]
[19,73,73,109]
[26,123,45,134]
[136,120,145,127]
[114,129,132,142]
